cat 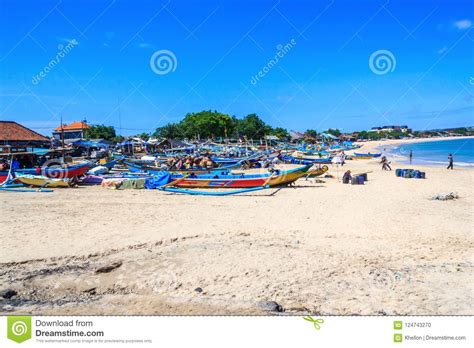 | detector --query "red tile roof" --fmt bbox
[0,121,50,142]
[54,121,91,132]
